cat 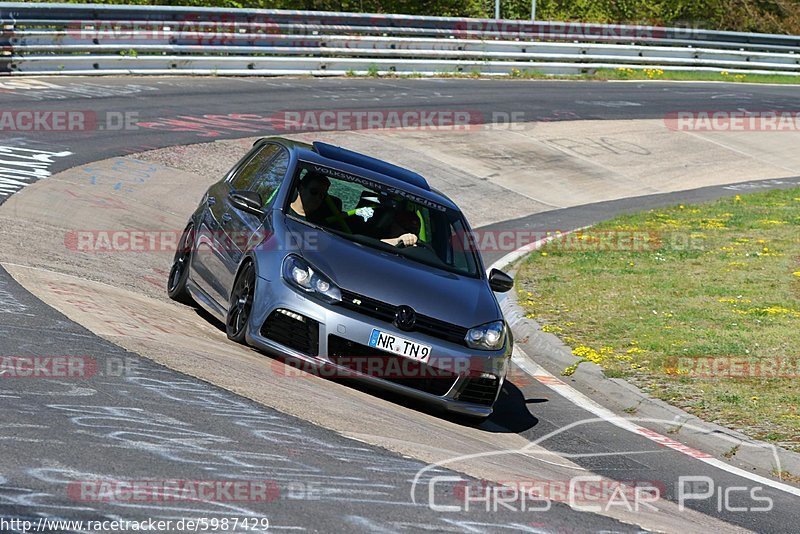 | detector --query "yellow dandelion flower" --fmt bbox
[541,324,563,333]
